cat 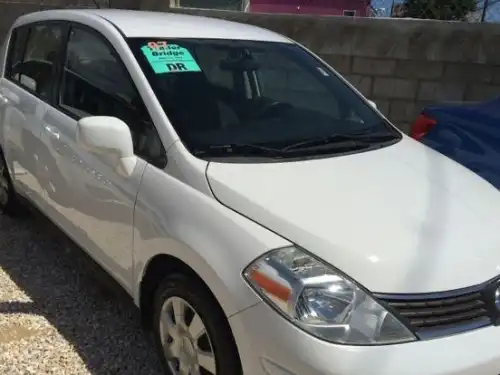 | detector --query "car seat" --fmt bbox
[162,71,222,134]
